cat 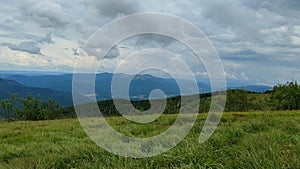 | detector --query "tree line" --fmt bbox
[1,81,300,121]
[0,94,75,121]
[224,81,300,112]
